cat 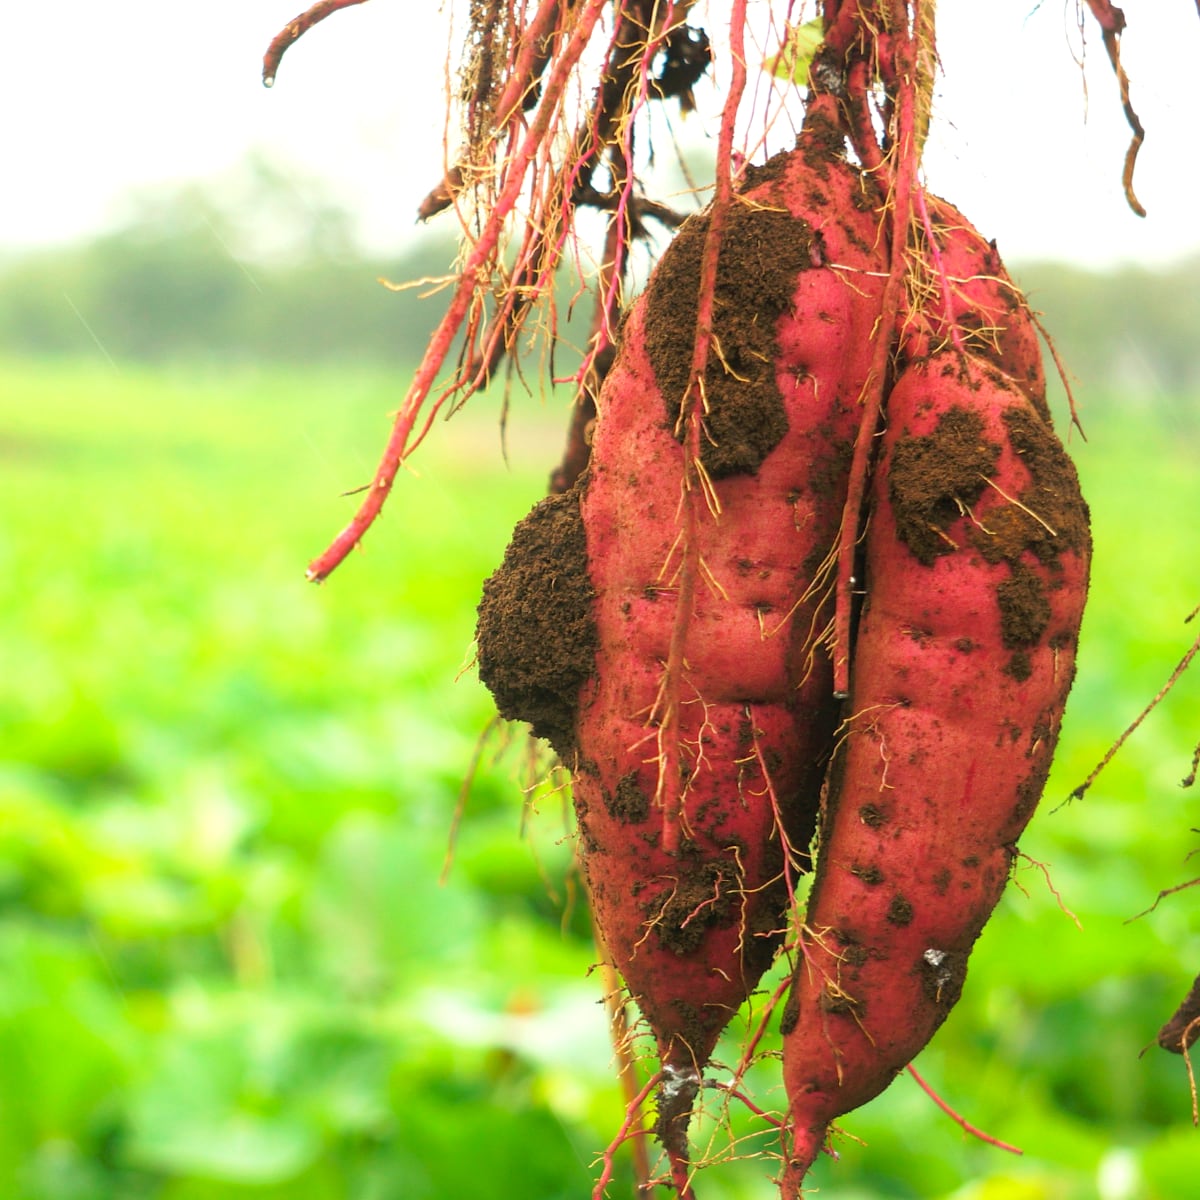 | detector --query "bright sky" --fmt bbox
[3,2,1197,267]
